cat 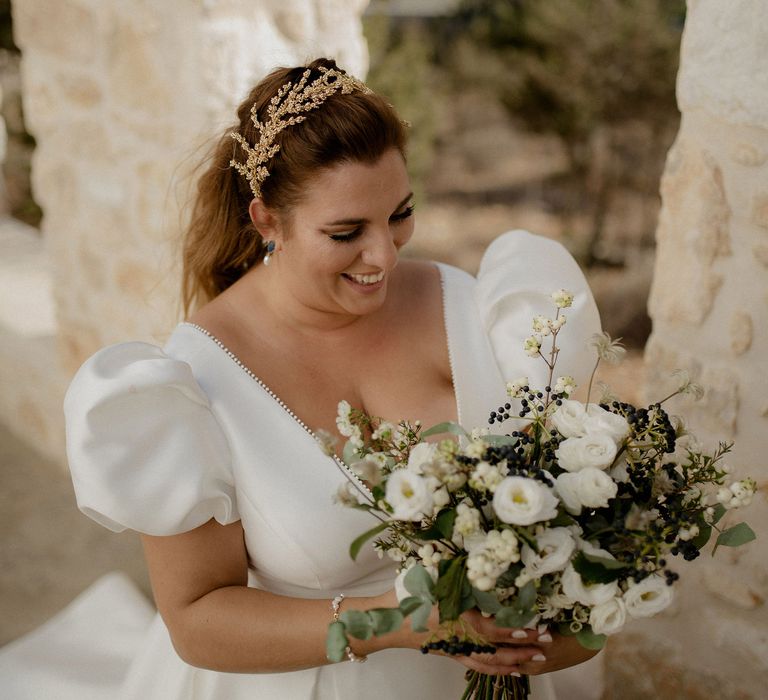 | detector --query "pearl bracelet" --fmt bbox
[330,594,368,663]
